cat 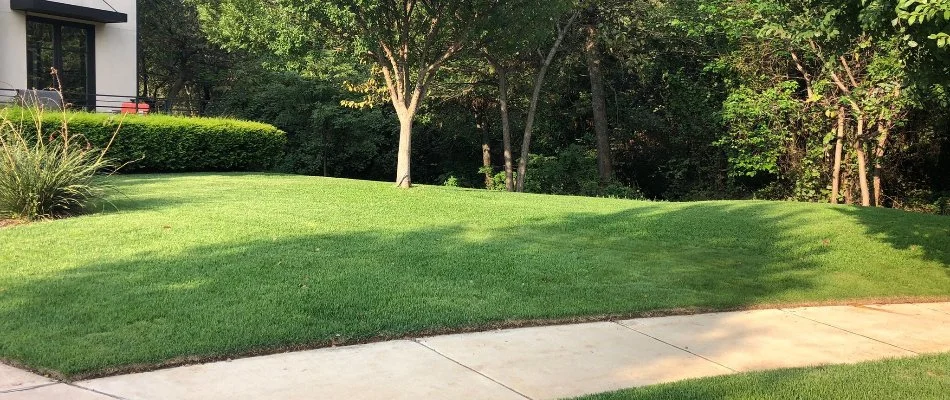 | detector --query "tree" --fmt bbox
[196,0,506,188]
[481,2,579,191]
[515,12,580,192]
[896,0,950,48]
[583,5,614,183]
[139,0,237,114]
[716,0,915,206]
